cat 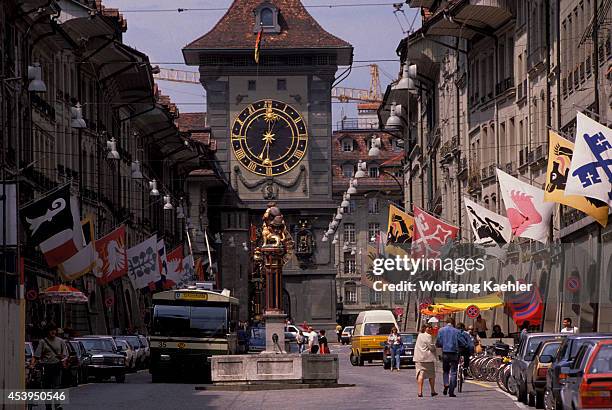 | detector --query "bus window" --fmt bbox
[153,305,228,338]
[190,306,228,337]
